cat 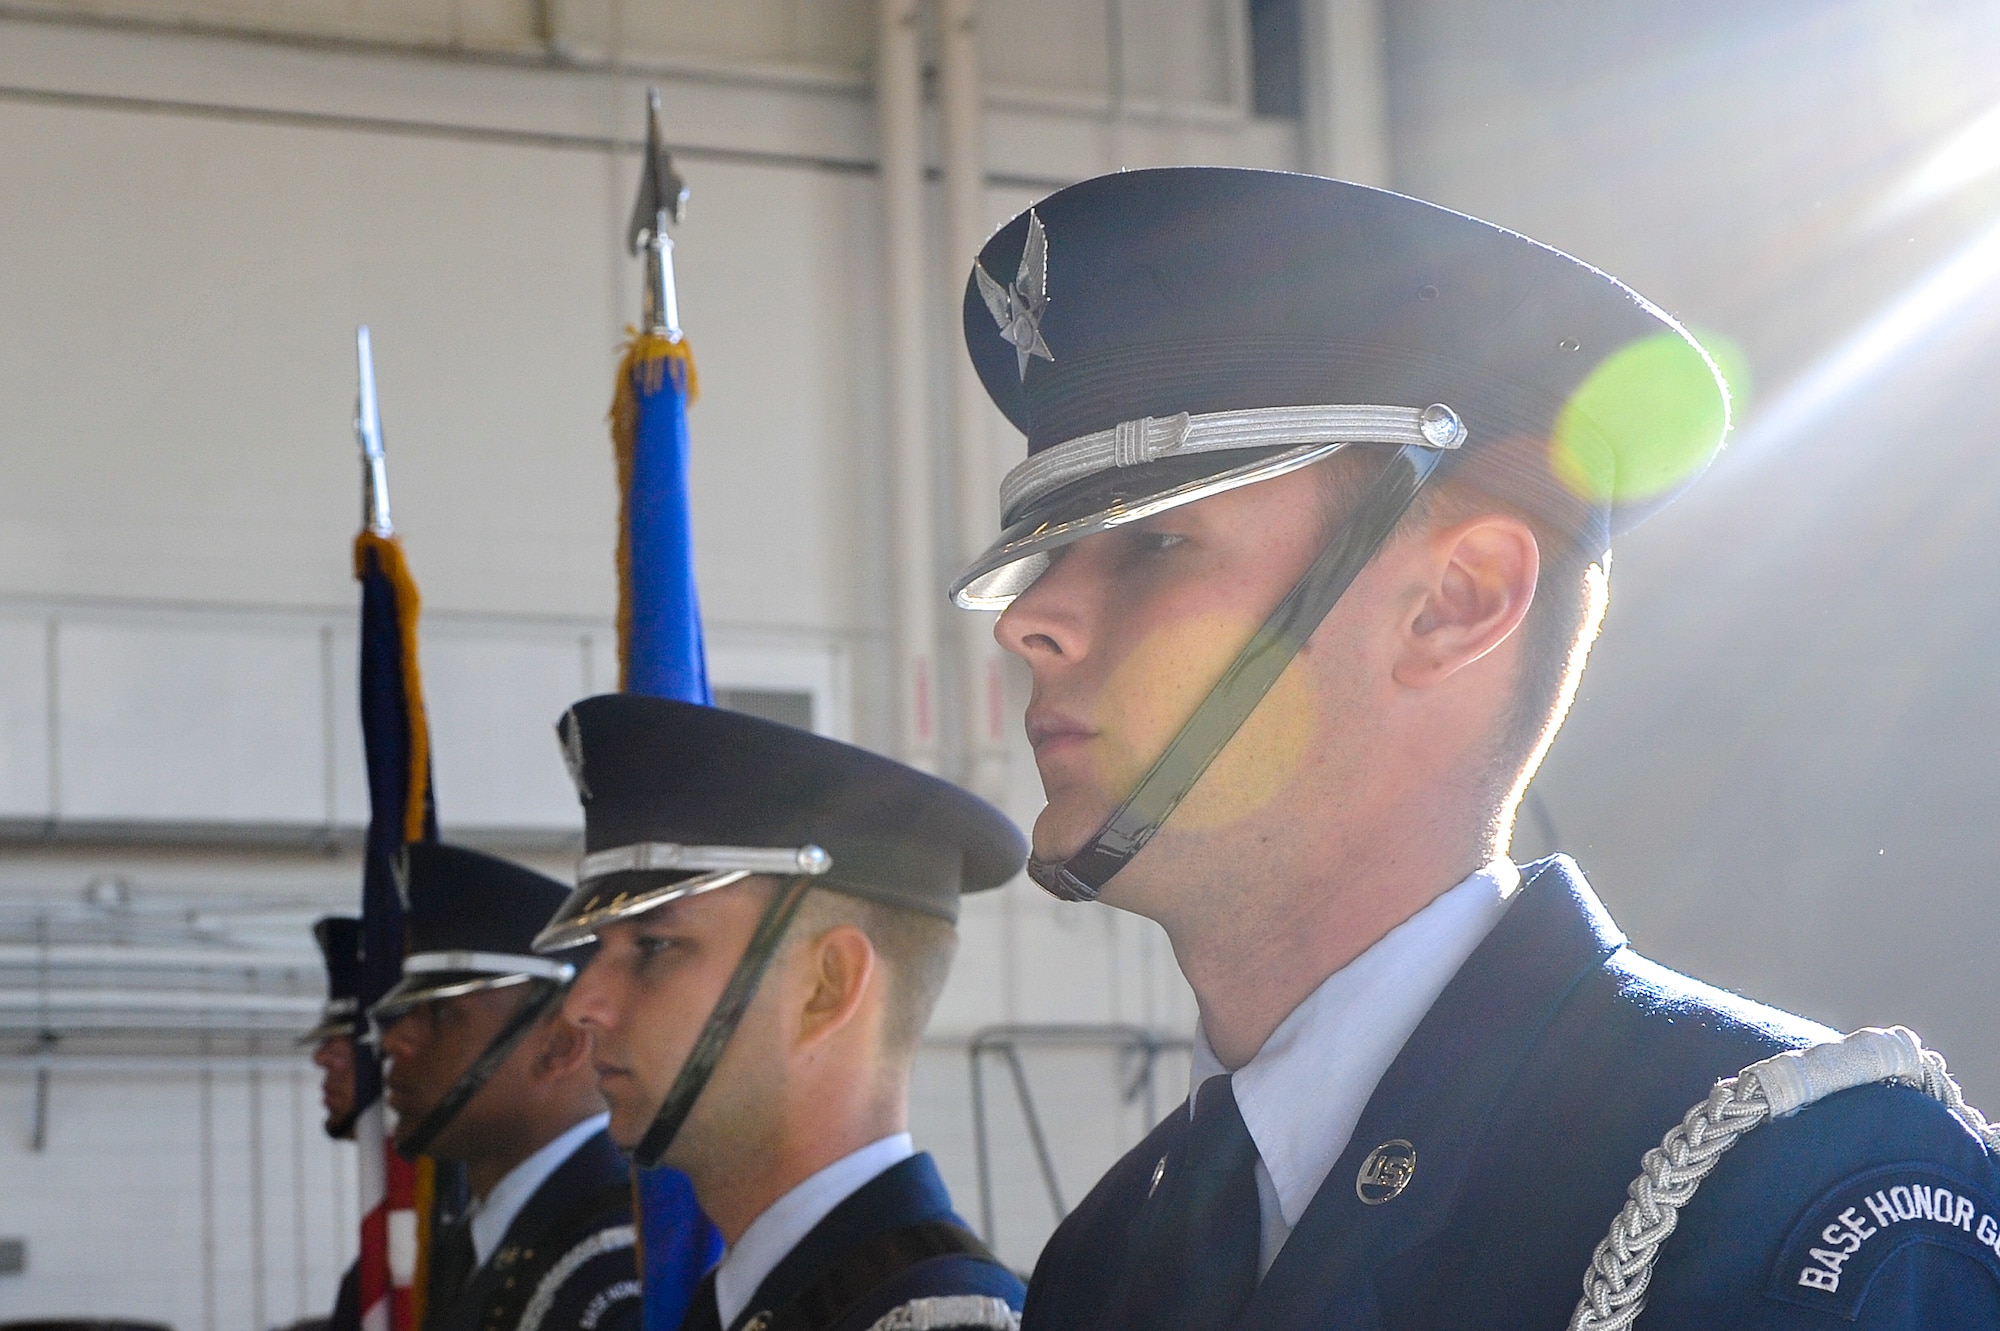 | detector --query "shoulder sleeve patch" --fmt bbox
[1769,1163,2000,1317]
